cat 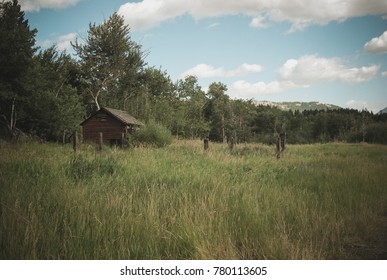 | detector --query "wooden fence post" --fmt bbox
[204,136,209,151]
[280,124,286,152]
[228,136,234,151]
[73,131,77,153]
[63,130,67,145]
[276,124,286,159]
[98,132,103,151]
[276,135,281,159]
[121,133,125,148]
